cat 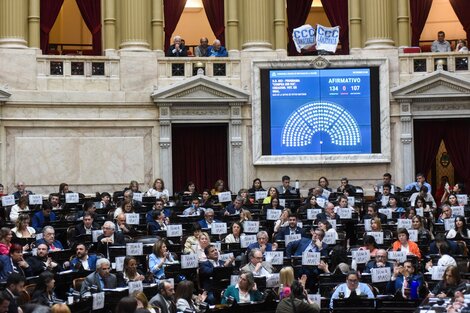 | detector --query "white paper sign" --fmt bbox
[408,229,418,242]
[364,219,372,231]
[230,275,238,286]
[322,189,331,199]
[217,191,232,203]
[379,208,392,220]
[129,280,143,295]
[132,192,143,202]
[416,208,424,217]
[35,233,43,240]
[92,292,105,310]
[315,24,340,53]
[307,209,322,220]
[388,251,406,263]
[381,196,390,207]
[255,191,268,201]
[244,221,260,233]
[126,242,143,256]
[266,273,280,288]
[266,209,282,220]
[352,250,370,264]
[307,294,322,307]
[181,254,198,269]
[1,195,15,207]
[367,231,384,244]
[397,219,412,230]
[92,230,103,243]
[219,252,234,263]
[432,266,446,280]
[323,231,336,245]
[125,213,140,225]
[279,199,286,207]
[302,251,320,266]
[371,267,391,283]
[115,256,125,271]
[457,194,467,206]
[444,218,455,231]
[285,234,301,246]
[211,222,227,235]
[297,222,303,228]
[241,234,257,248]
[65,193,79,204]
[337,208,352,219]
[316,198,326,208]
[29,195,43,205]
[265,251,284,265]
[166,224,183,237]
[348,197,355,207]
[451,206,464,217]
[329,220,337,229]
[292,24,316,53]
